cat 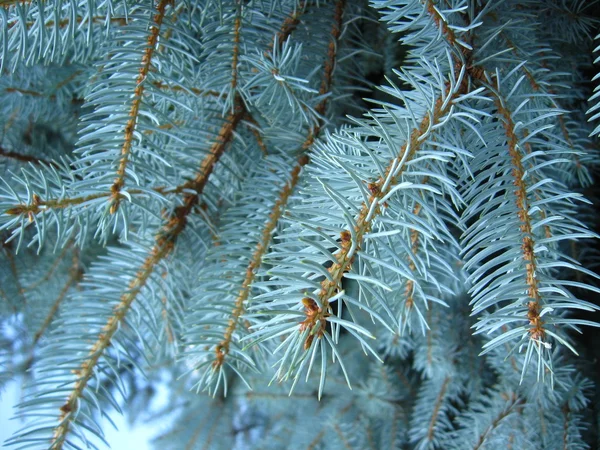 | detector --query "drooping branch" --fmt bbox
[21,247,82,371]
[298,2,472,340]
[302,84,461,346]
[501,33,586,180]
[428,0,552,361]
[110,0,171,215]
[211,0,345,370]
[31,248,81,348]
[426,377,451,442]
[212,155,309,369]
[489,92,545,342]
[472,392,523,450]
[0,145,58,167]
[266,1,308,55]
[50,101,245,449]
[302,0,345,149]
